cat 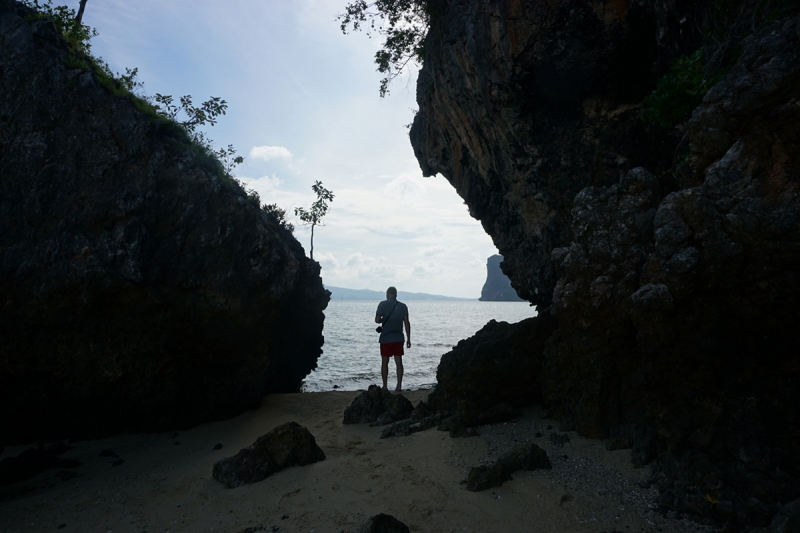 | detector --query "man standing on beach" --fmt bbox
[375,286,411,391]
